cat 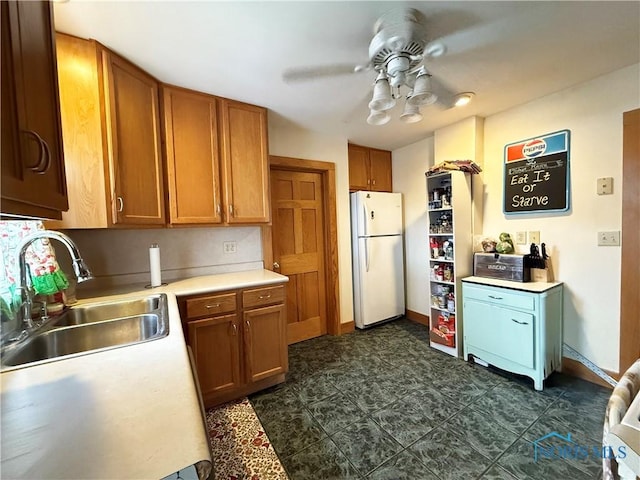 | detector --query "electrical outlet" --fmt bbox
[516,231,527,245]
[528,231,540,244]
[223,241,237,254]
[597,177,613,195]
[598,231,620,246]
